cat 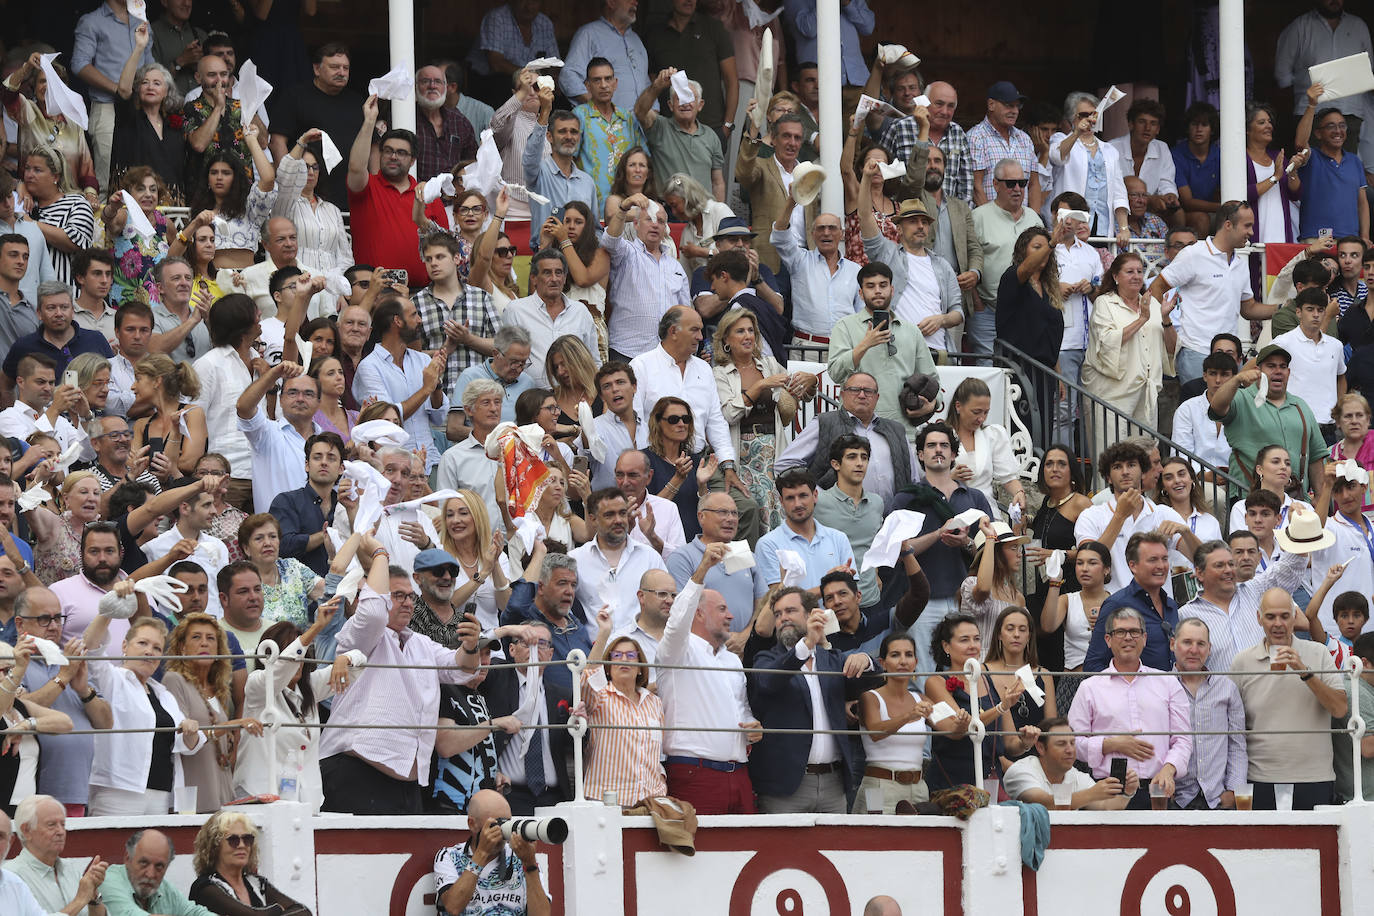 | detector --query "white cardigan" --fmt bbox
[1048,133,1129,230]
[88,658,204,793]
